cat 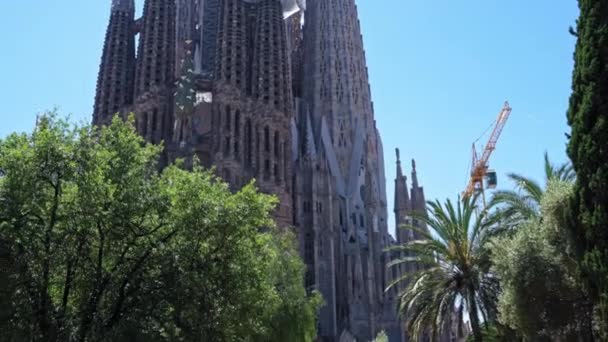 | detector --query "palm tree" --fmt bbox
[487,152,574,230]
[388,195,500,342]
